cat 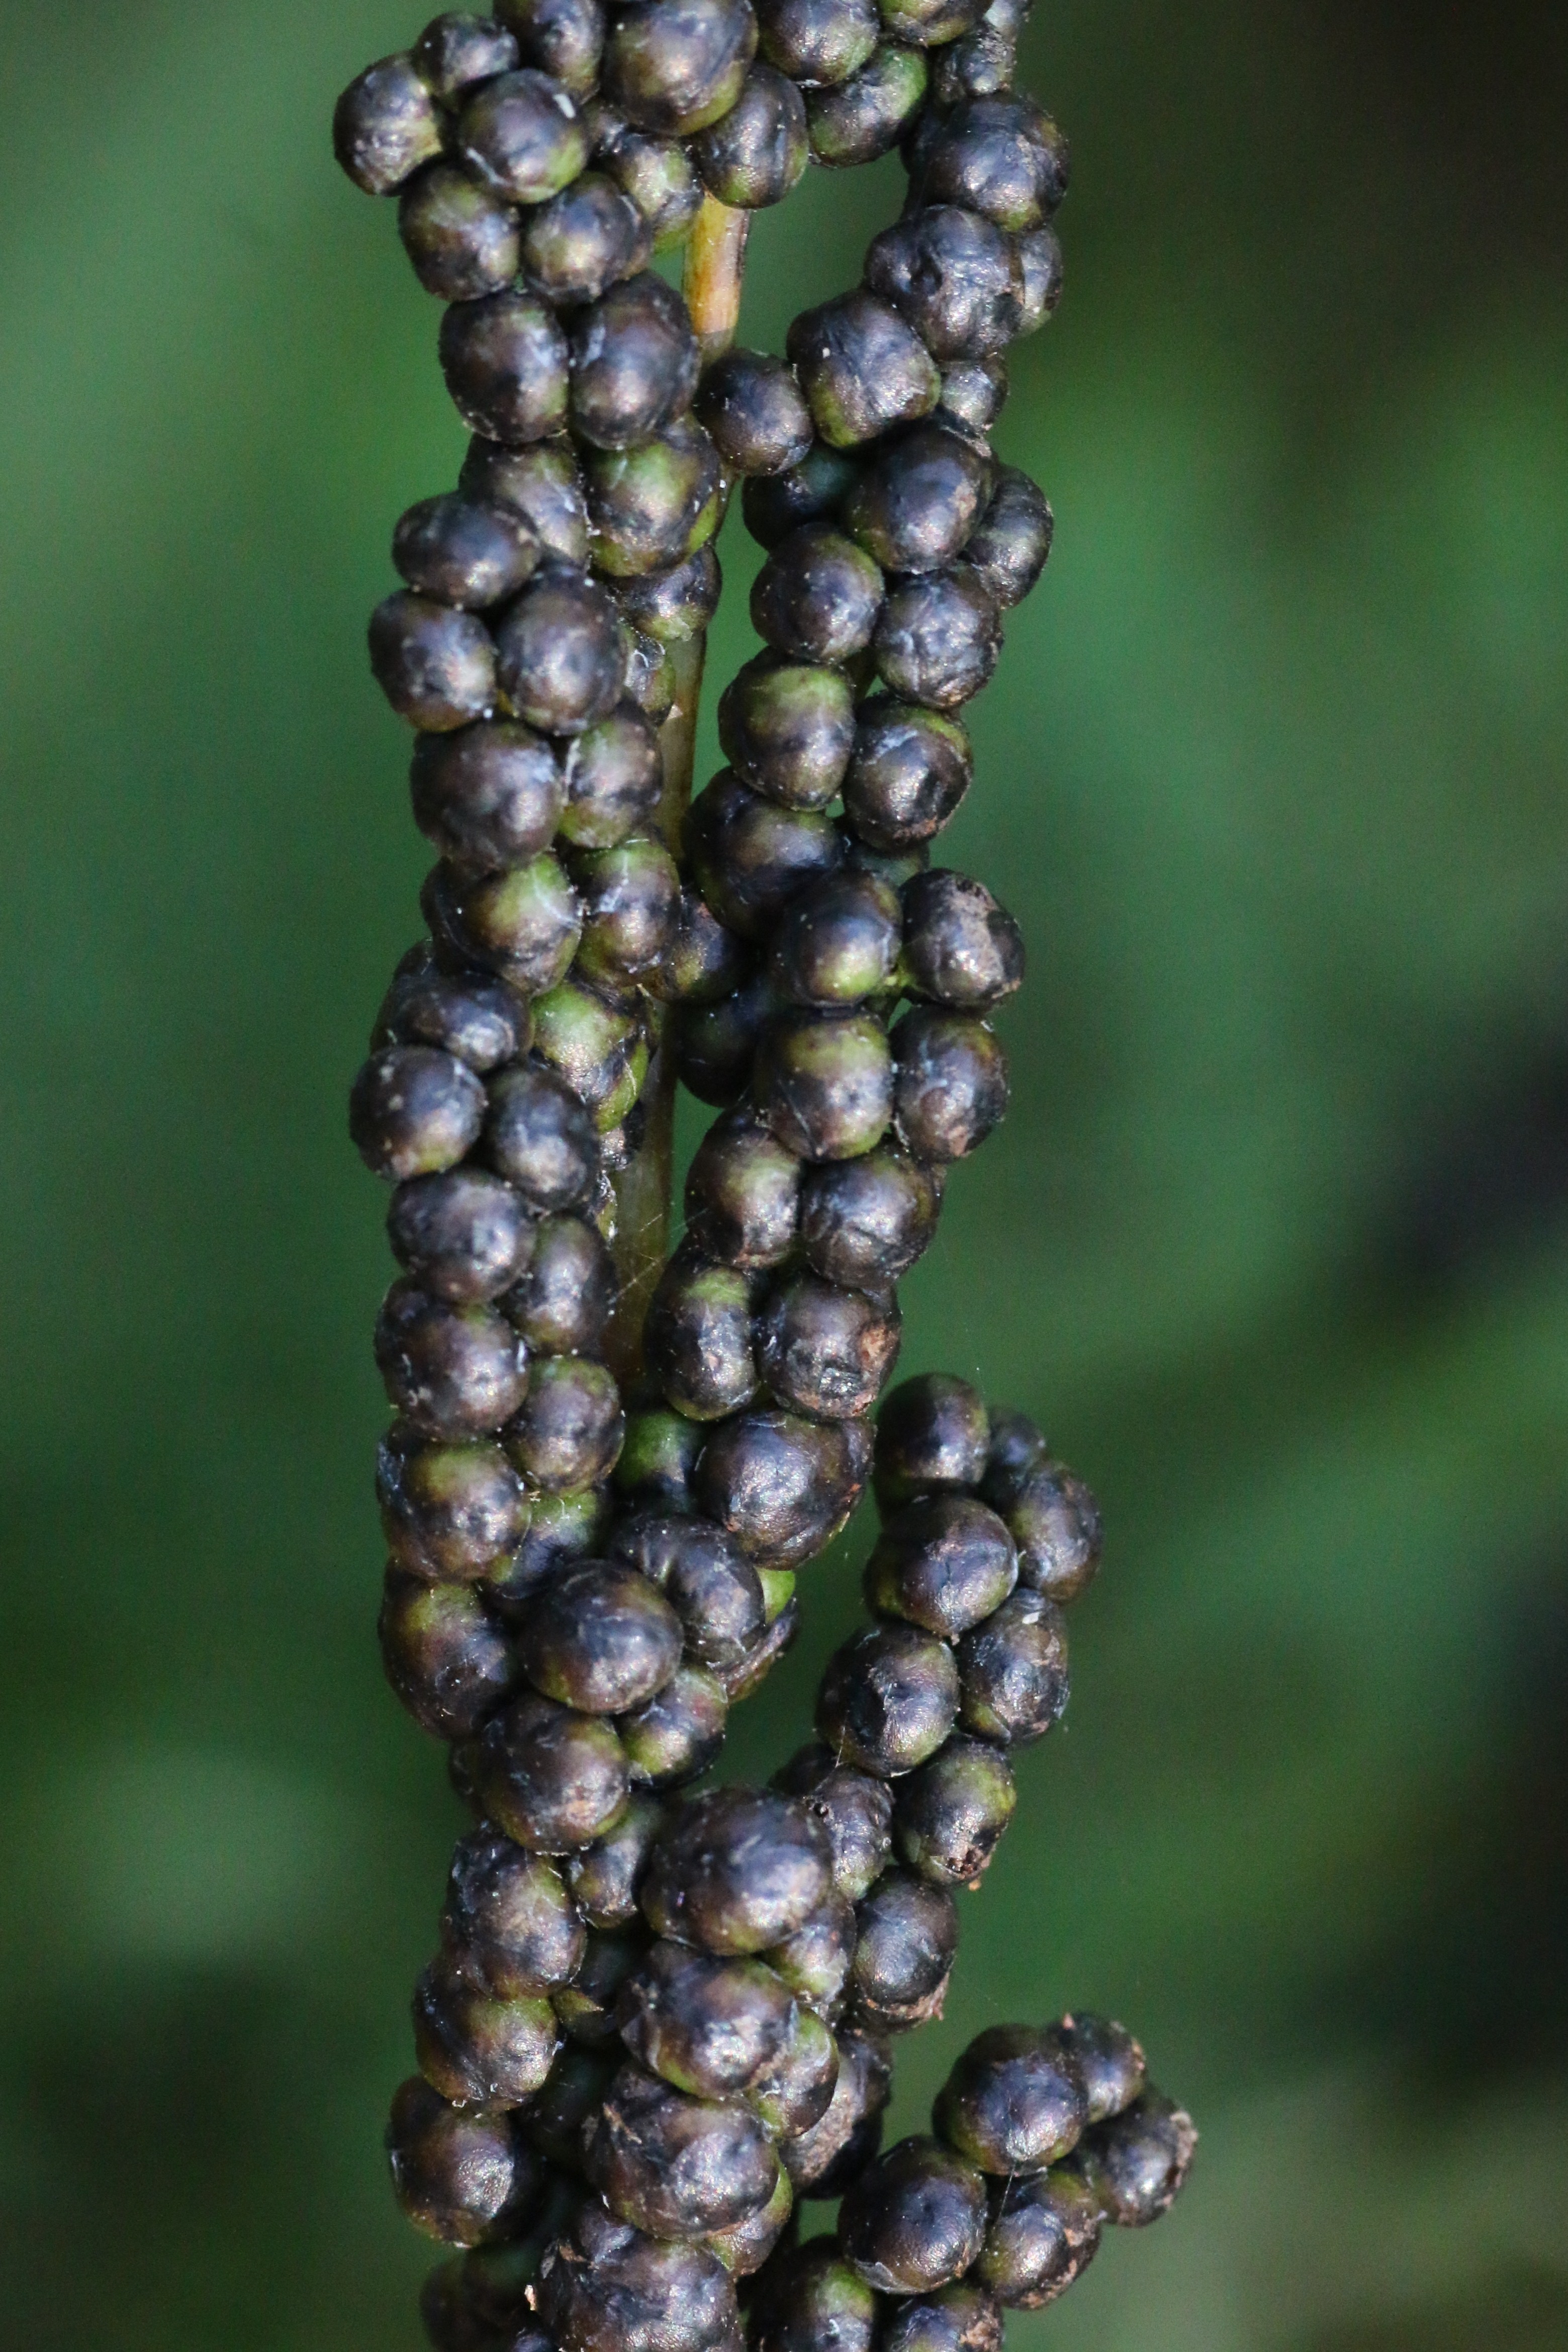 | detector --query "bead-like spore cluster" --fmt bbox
[336,8,1193,2345]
